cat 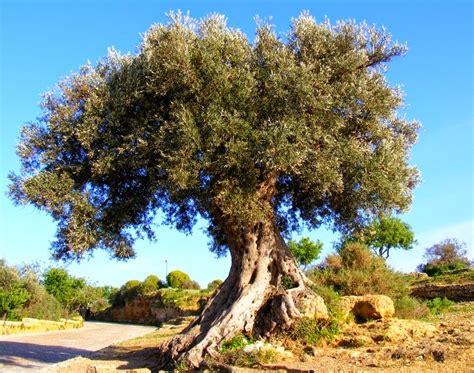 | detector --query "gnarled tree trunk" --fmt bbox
[157,213,328,369]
